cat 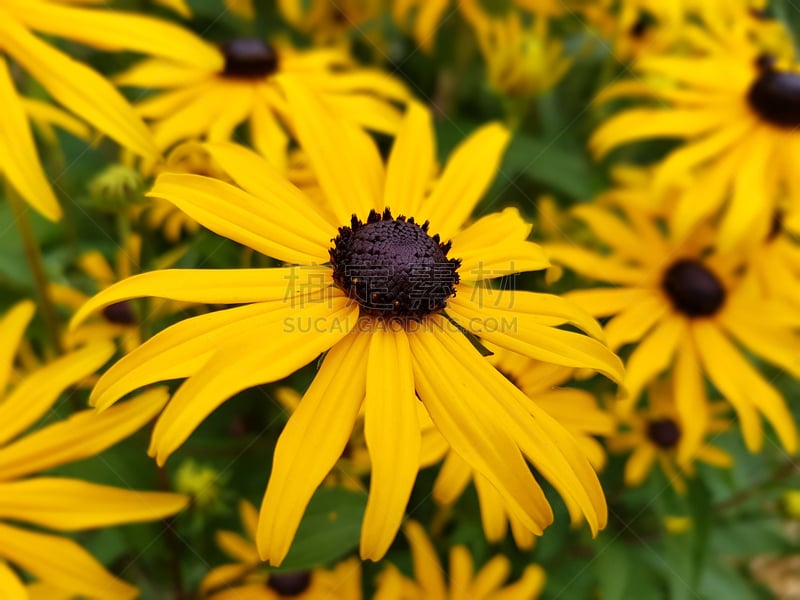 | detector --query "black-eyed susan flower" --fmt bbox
[72,89,623,564]
[546,202,800,458]
[200,500,363,599]
[467,10,572,100]
[591,15,800,249]
[420,347,614,549]
[0,0,218,220]
[0,301,188,598]
[609,381,733,493]
[114,33,408,158]
[278,0,384,45]
[375,520,545,599]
